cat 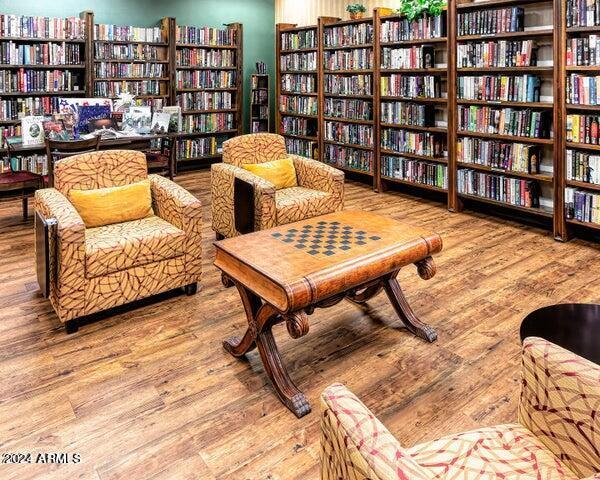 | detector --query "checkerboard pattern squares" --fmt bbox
[271,220,381,256]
